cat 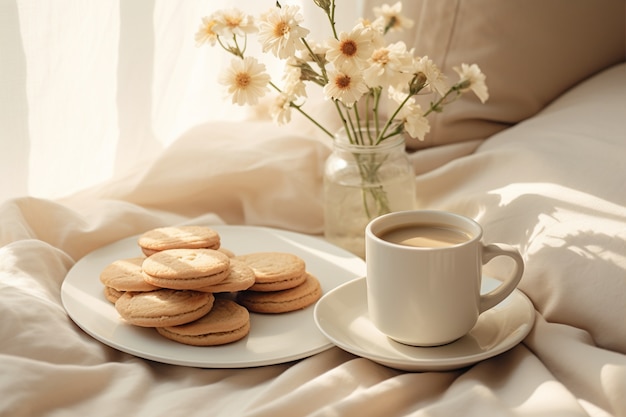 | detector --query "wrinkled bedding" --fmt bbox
[1,64,624,417]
